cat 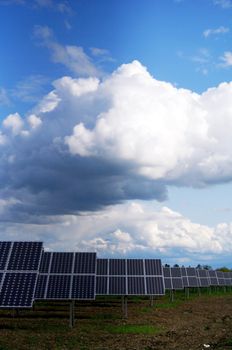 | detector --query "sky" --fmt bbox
[1,0,232,267]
